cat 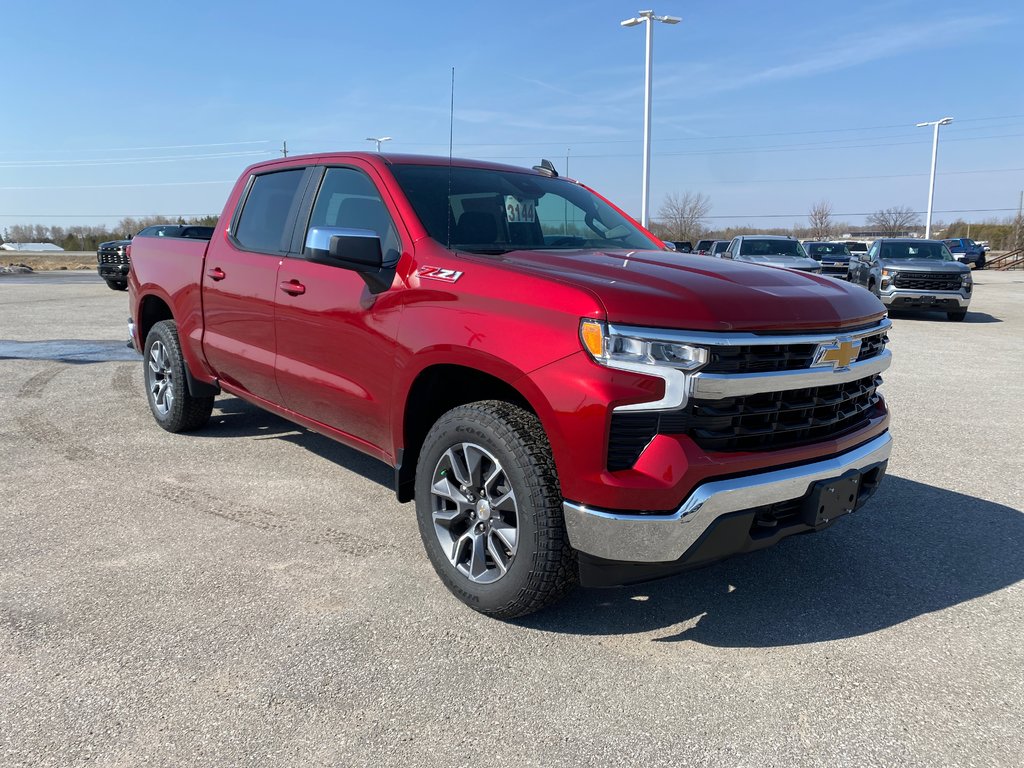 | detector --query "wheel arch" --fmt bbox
[394,362,542,503]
